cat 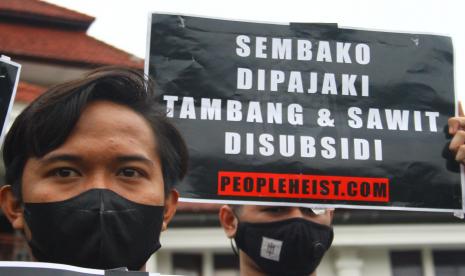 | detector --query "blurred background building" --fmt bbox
[1,1,465,276]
